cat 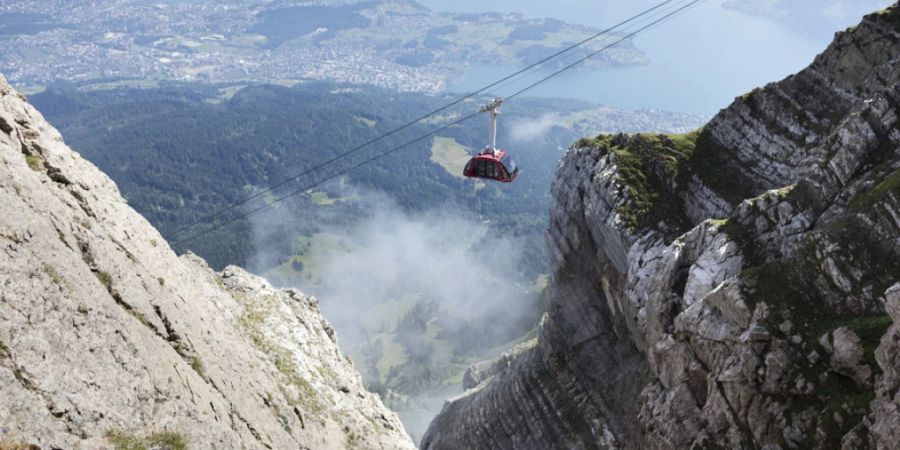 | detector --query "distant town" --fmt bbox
[0,0,646,93]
